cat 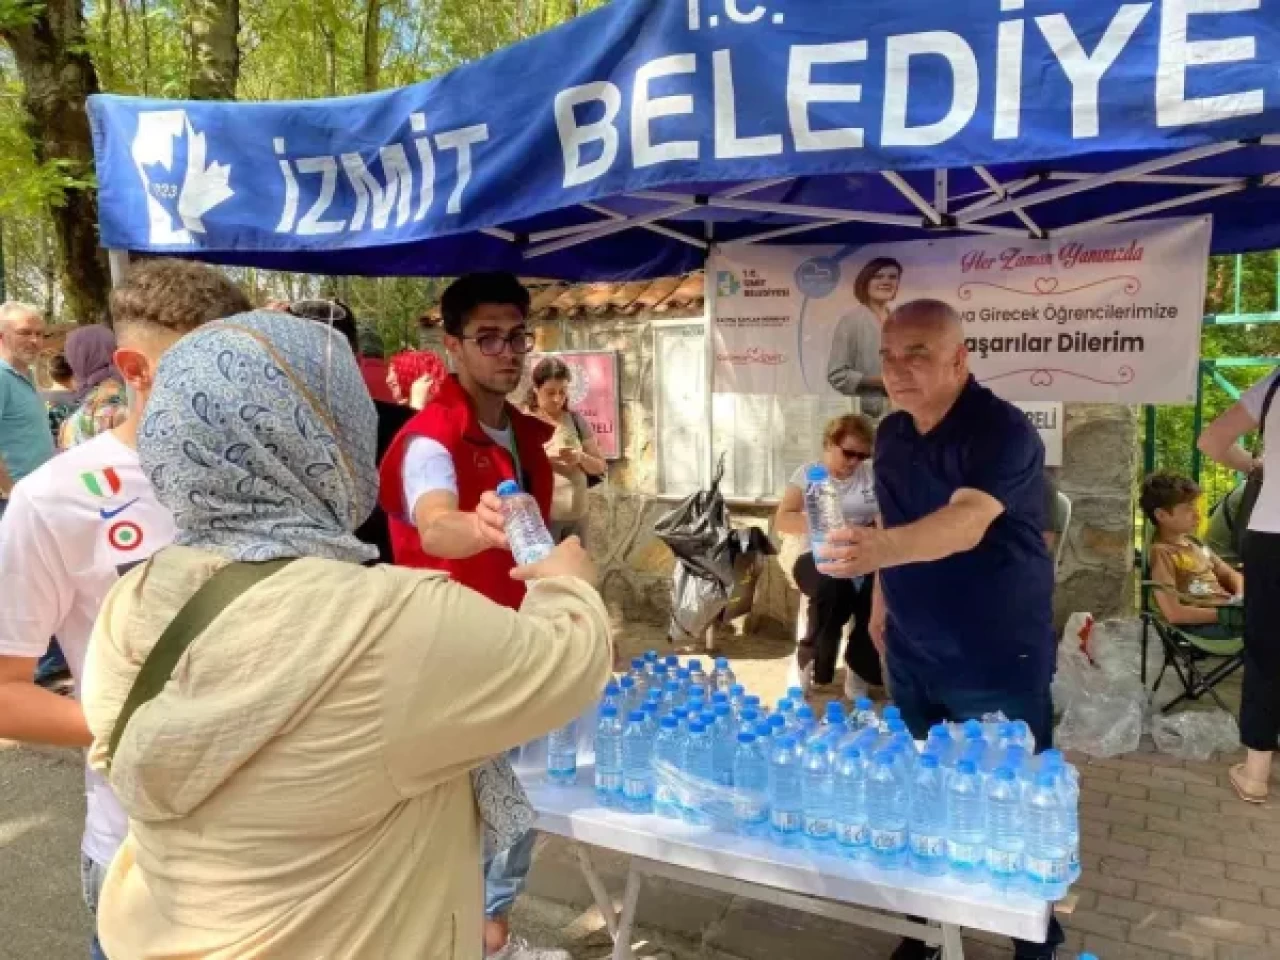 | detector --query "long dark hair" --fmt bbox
[853,257,903,309]
[525,357,572,413]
